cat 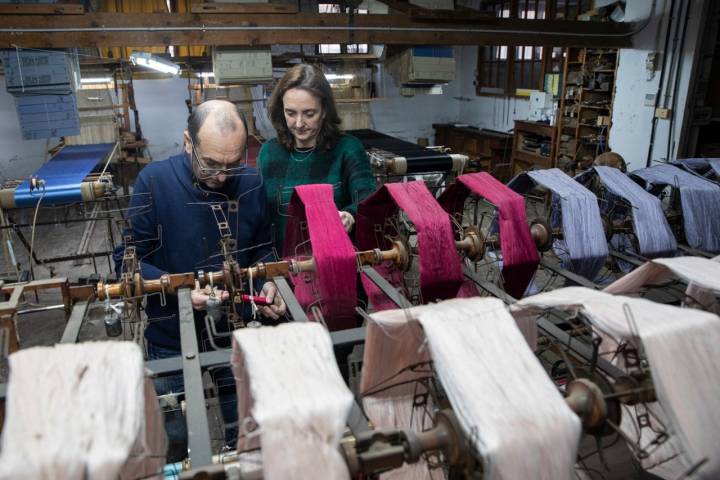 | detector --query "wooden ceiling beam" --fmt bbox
[0,13,635,48]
